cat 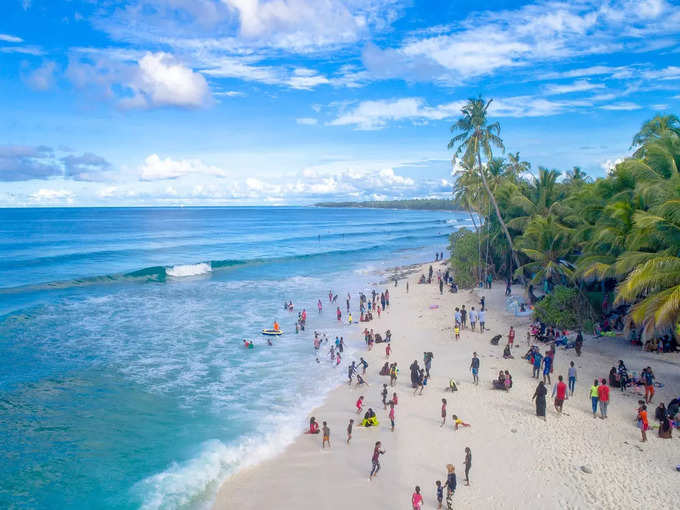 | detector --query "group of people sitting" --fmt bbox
[363,329,391,349]
[492,370,513,390]
[642,334,678,353]
[379,362,400,385]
